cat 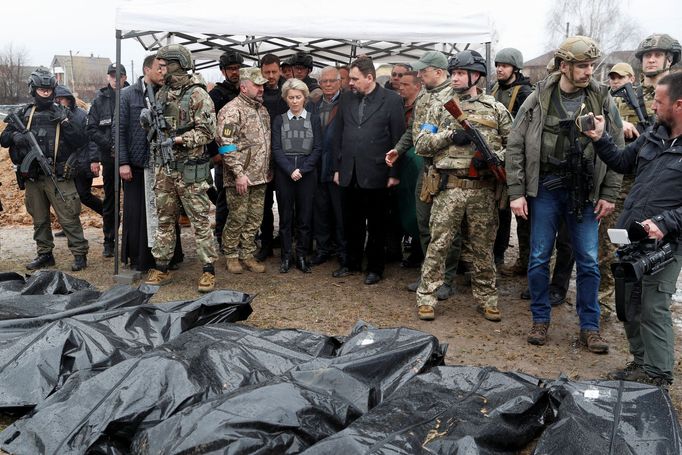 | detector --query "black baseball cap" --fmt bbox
[107,63,127,75]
